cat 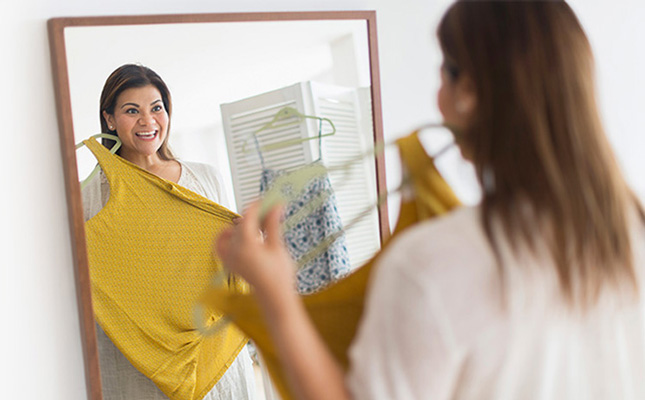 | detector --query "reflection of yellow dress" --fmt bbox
[202,131,461,399]
[83,138,248,400]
